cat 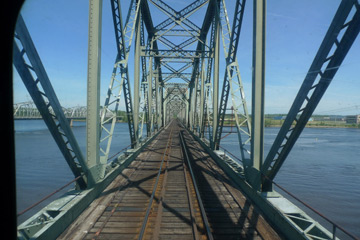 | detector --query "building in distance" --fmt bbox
[345,115,360,124]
